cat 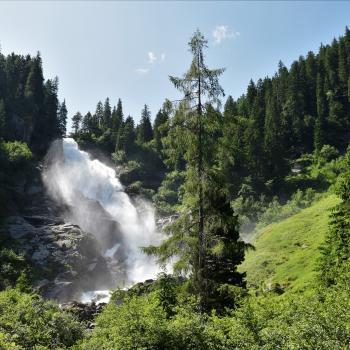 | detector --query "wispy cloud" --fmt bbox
[213,25,240,45]
[148,52,157,64]
[136,68,149,75]
[136,51,165,74]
